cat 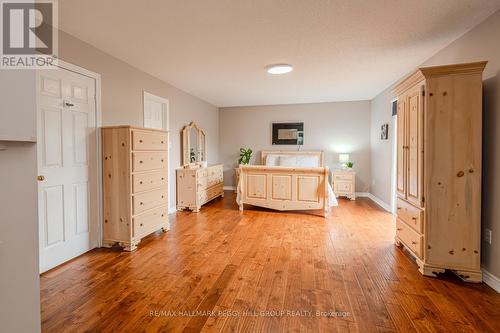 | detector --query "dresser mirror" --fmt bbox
[181,122,206,167]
